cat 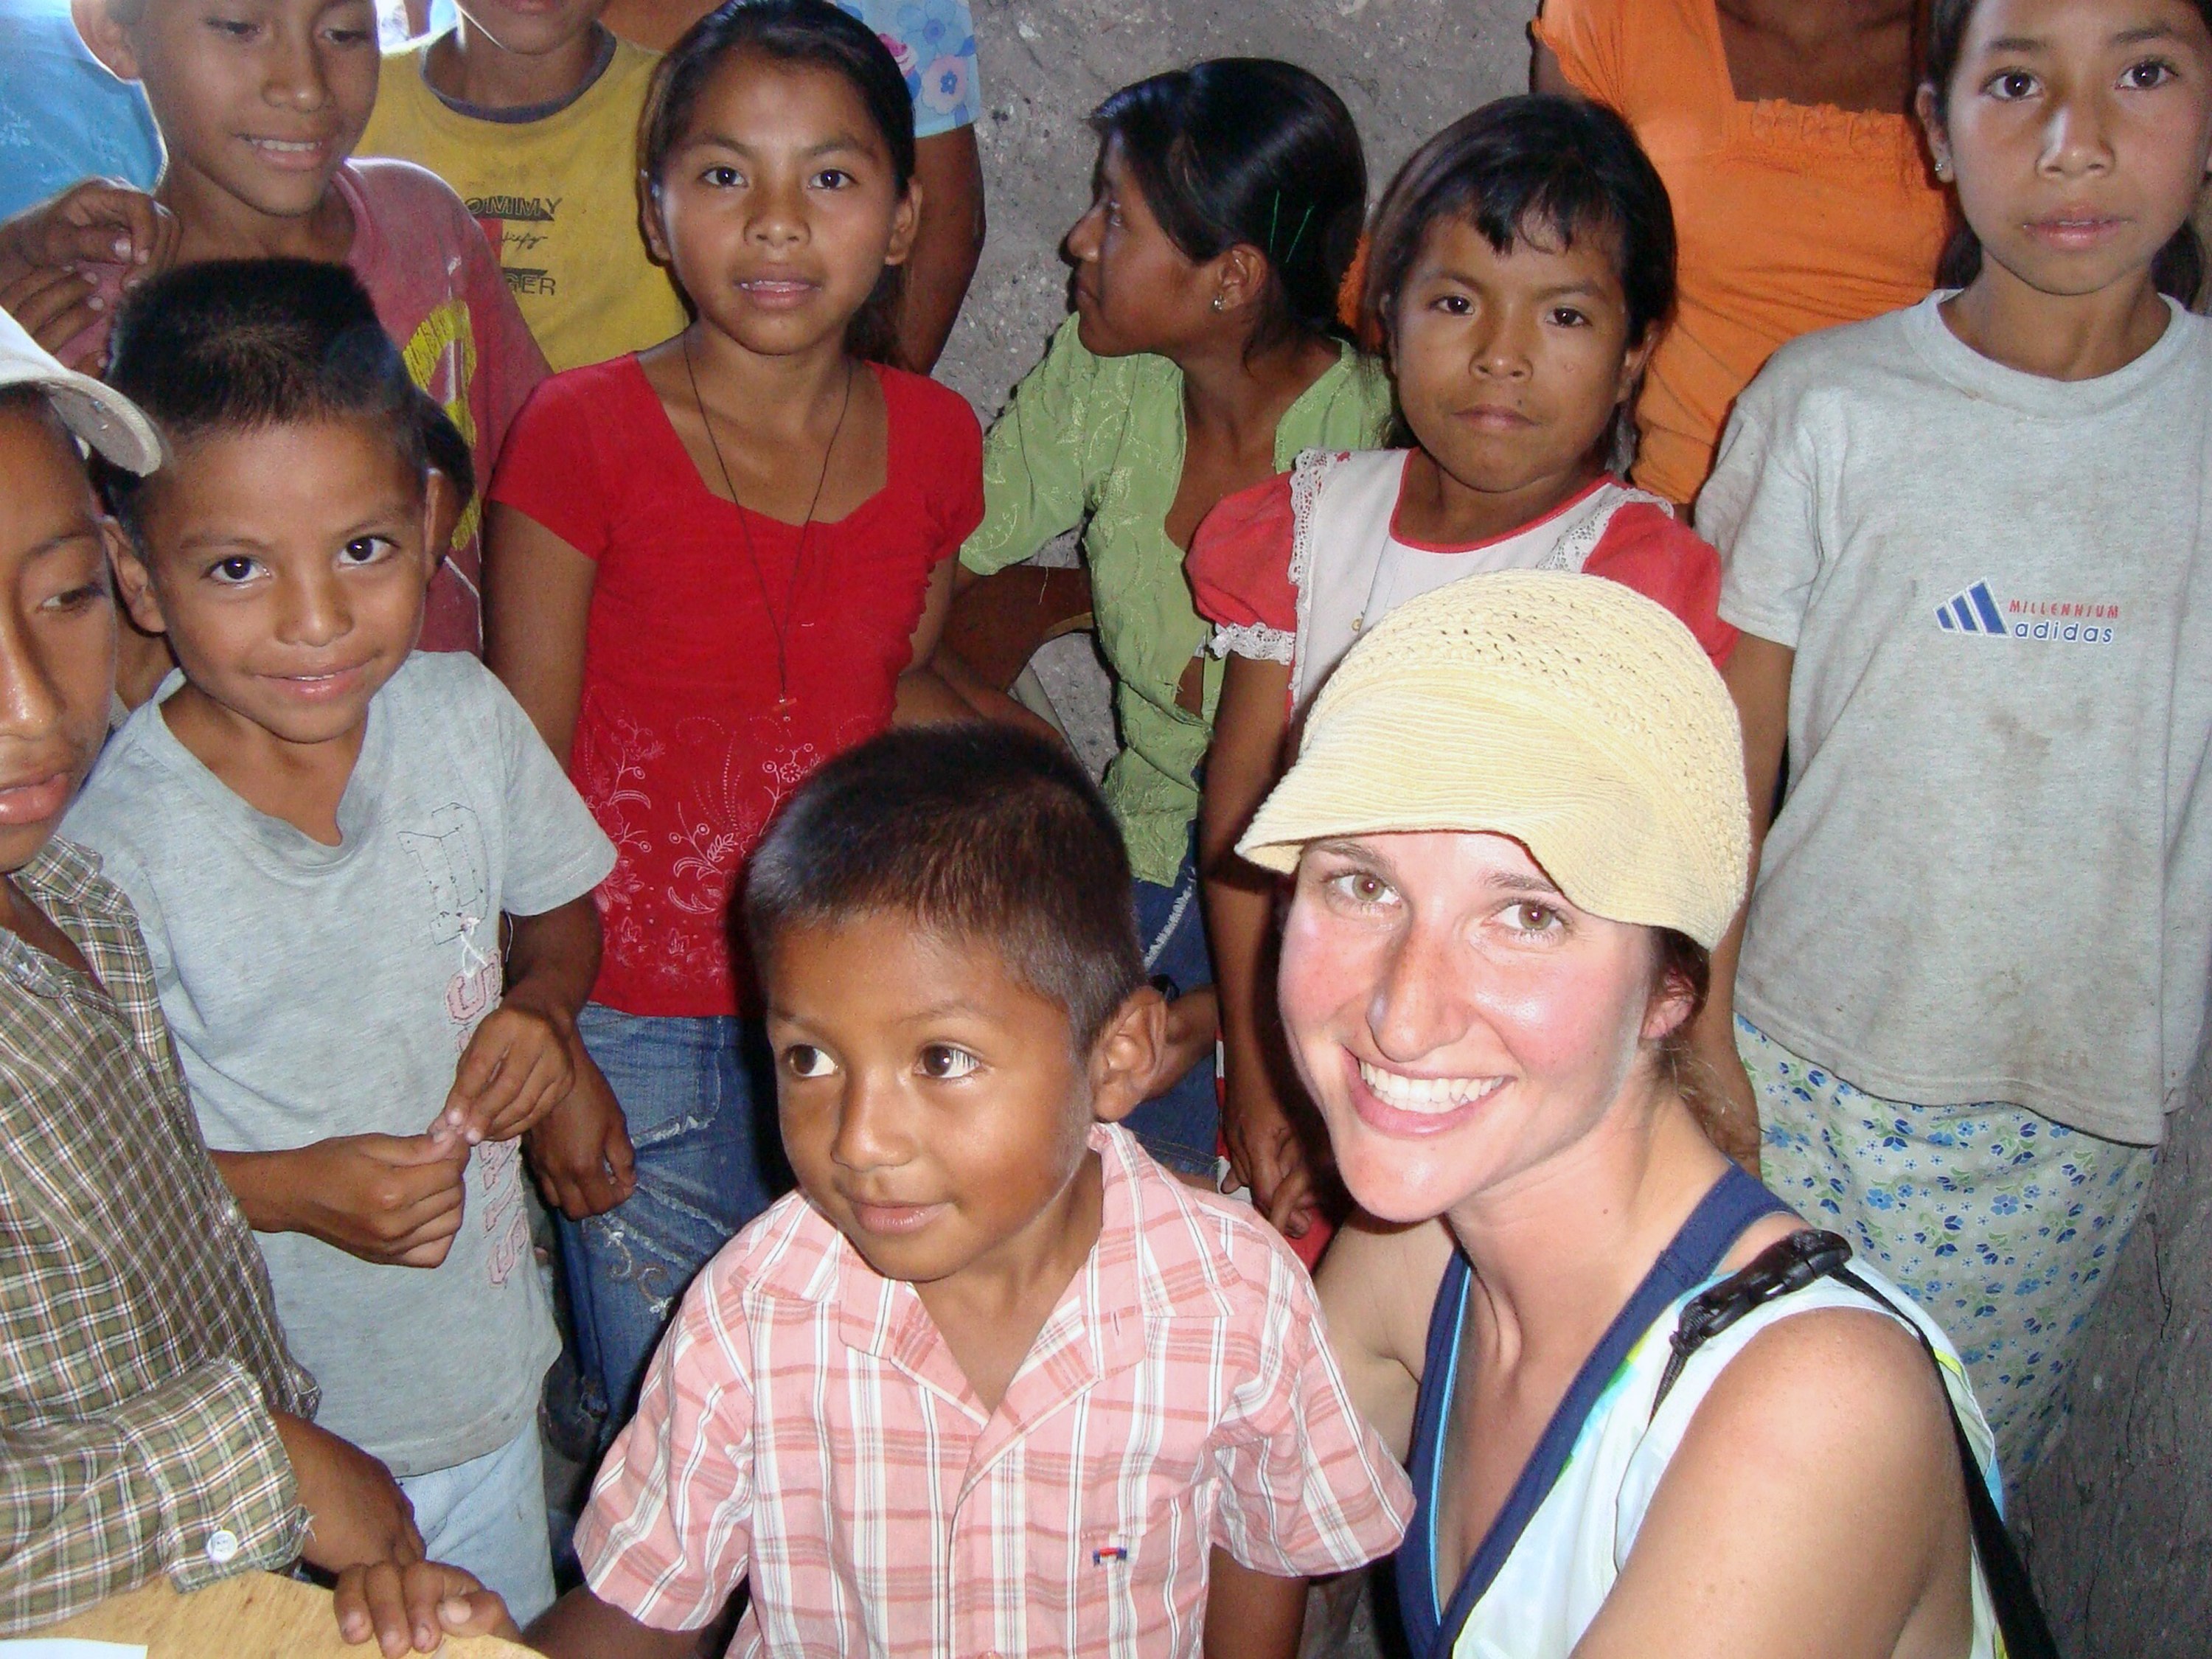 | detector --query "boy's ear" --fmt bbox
[883,177,923,270]
[106,527,167,638]
[72,0,144,83]
[420,471,457,574]
[1085,984,1168,1126]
